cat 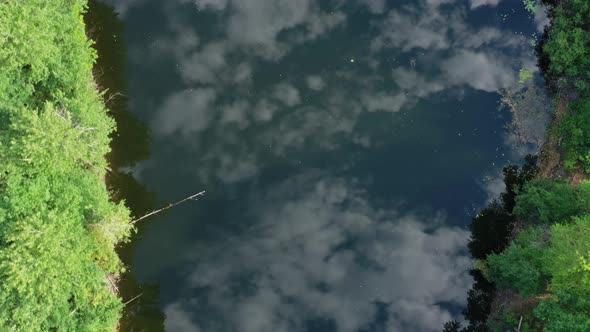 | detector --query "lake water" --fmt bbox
[90,0,548,331]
